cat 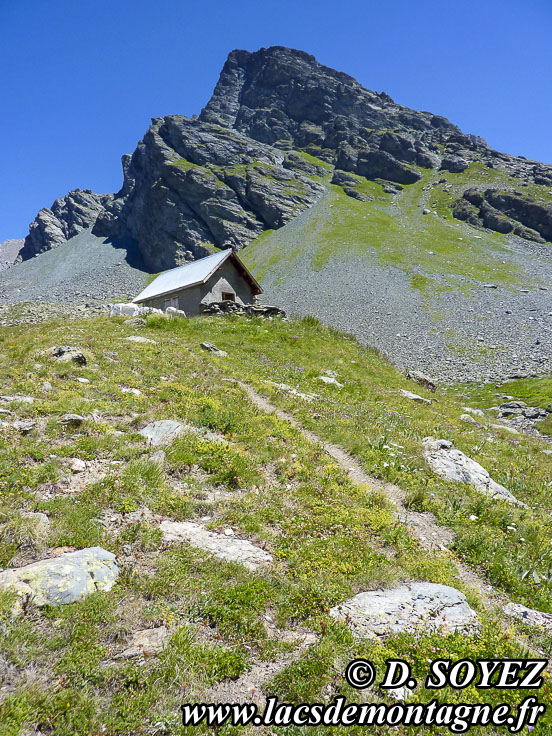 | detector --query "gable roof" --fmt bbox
[133,248,262,304]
